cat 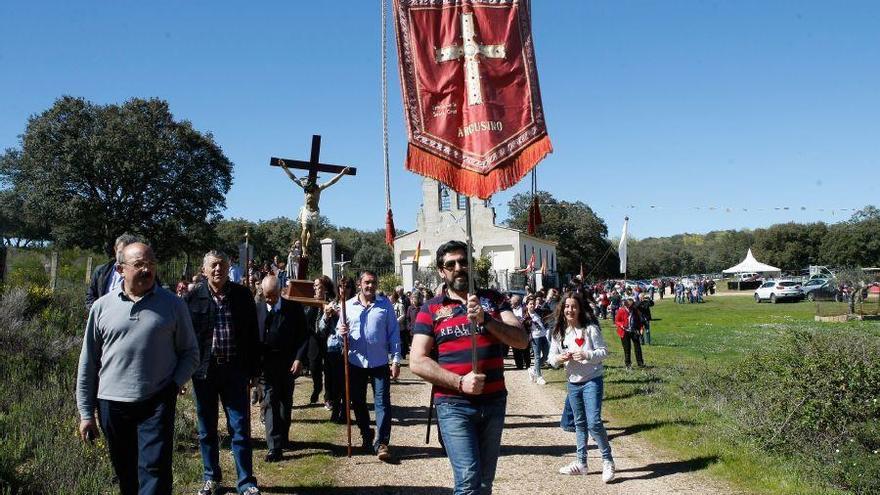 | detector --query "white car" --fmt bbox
[754,280,803,303]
